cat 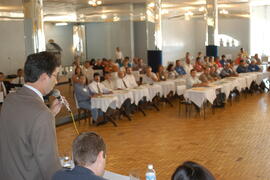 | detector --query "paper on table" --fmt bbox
[103,170,130,180]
